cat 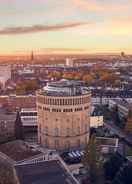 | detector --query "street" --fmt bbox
[104,121,132,147]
